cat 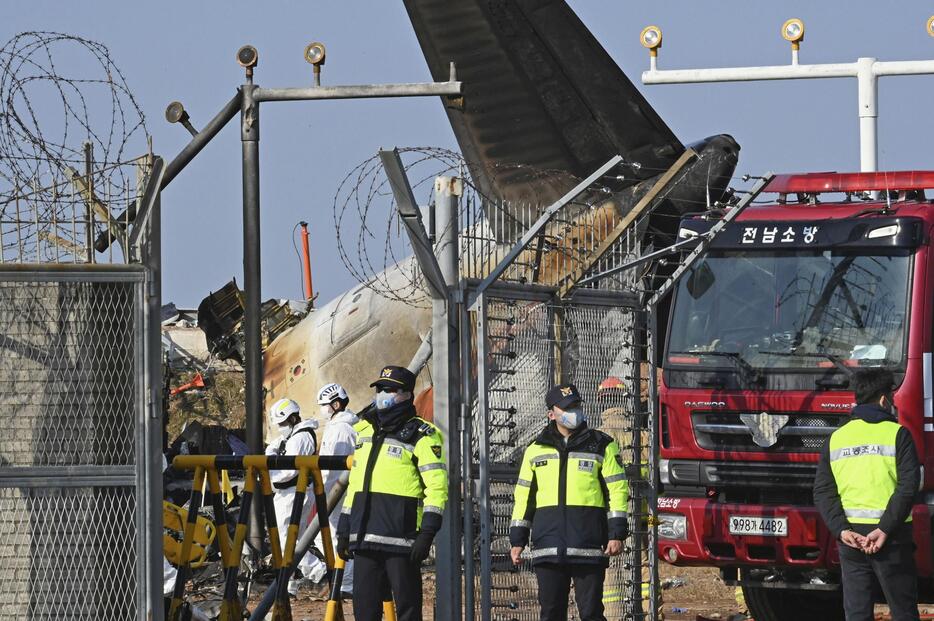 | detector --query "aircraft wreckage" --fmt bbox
[195,0,740,427]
